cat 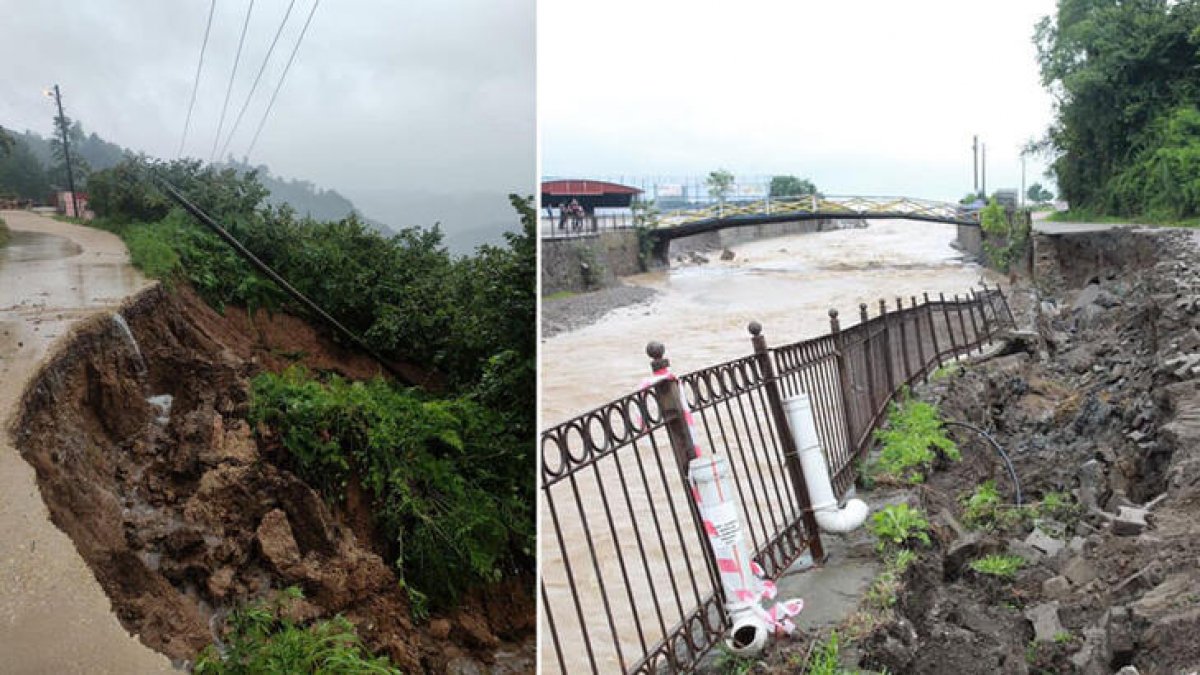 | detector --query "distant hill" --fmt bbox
[0,123,520,253]
[0,123,390,233]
